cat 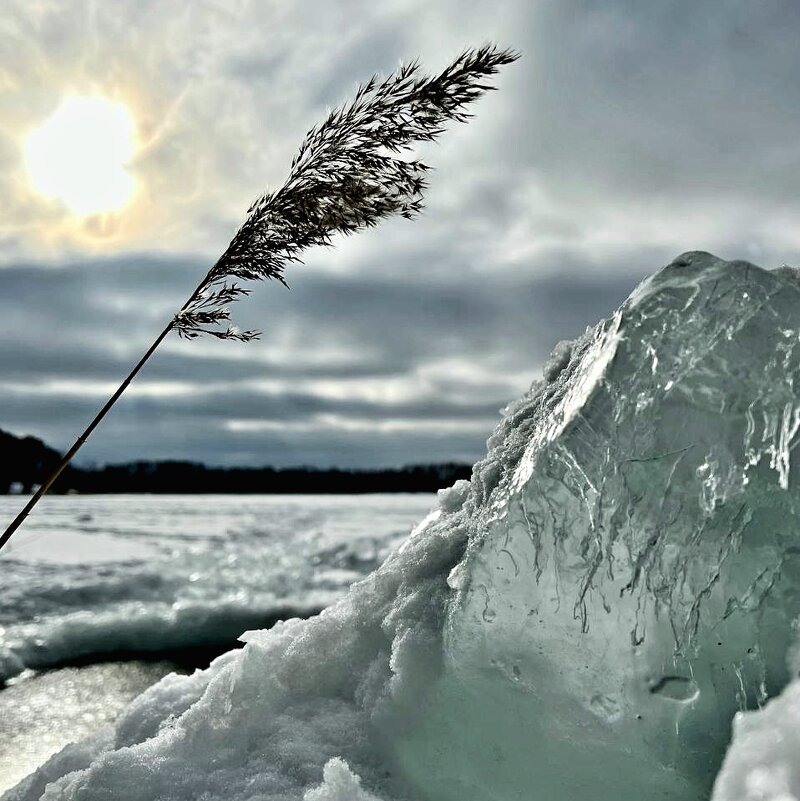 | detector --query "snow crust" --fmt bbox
[9,252,800,801]
[303,759,382,801]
